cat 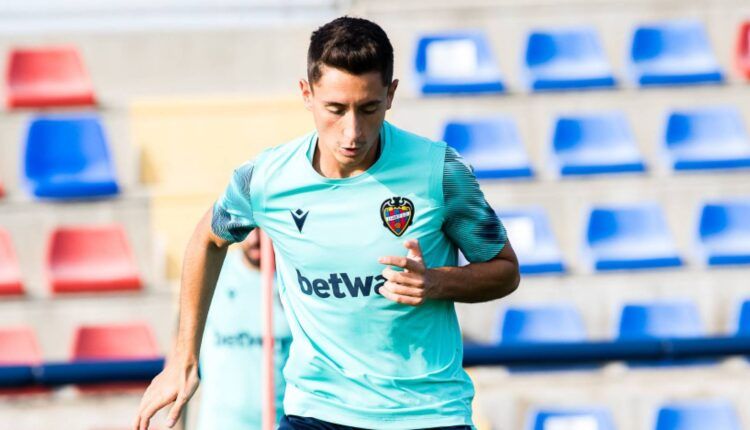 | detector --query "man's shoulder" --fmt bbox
[386,121,447,153]
[252,130,315,169]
